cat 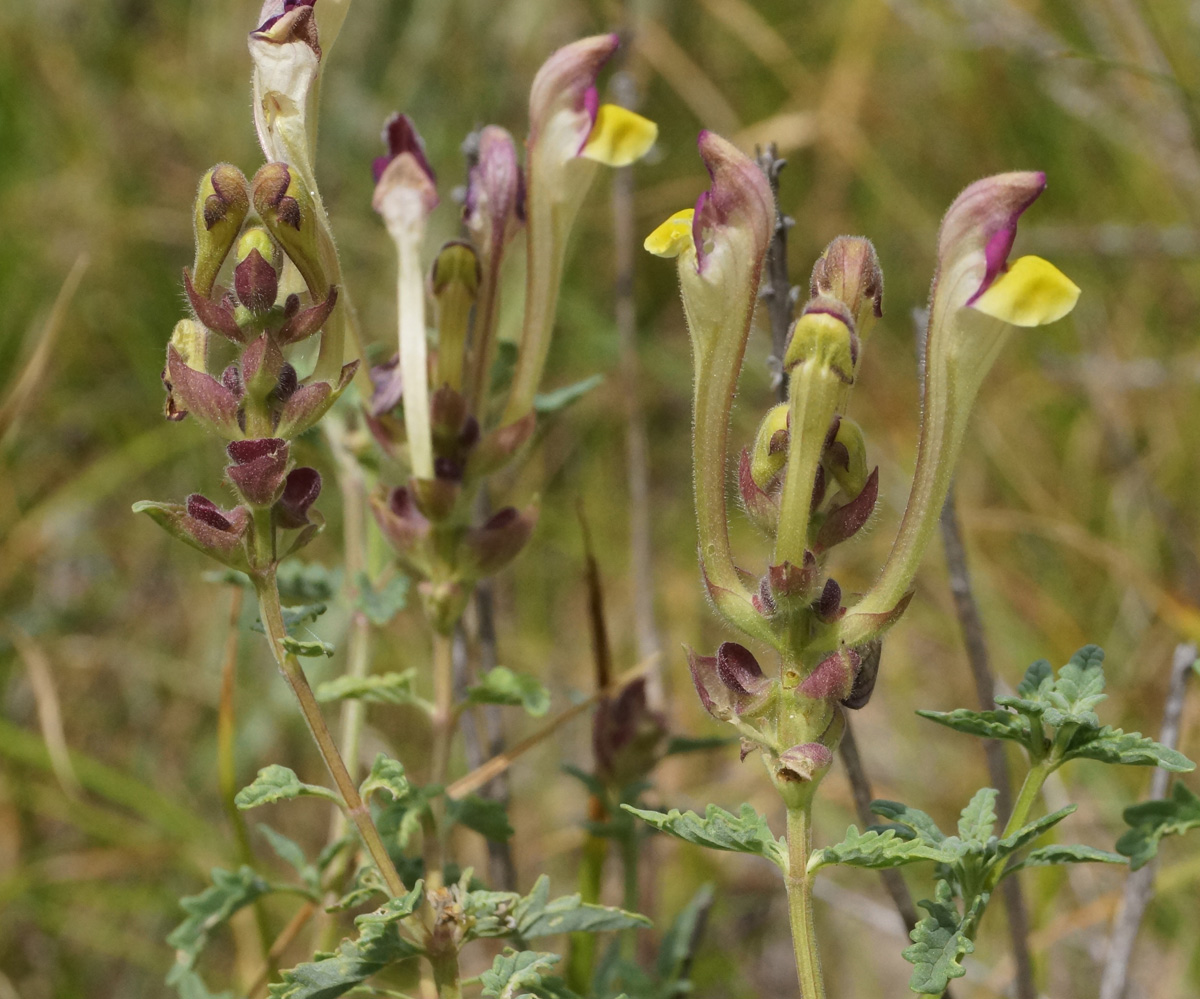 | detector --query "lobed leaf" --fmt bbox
[354,572,410,626]
[235,765,340,809]
[916,708,1030,747]
[869,801,947,847]
[1062,726,1195,772]
[480,949,561,999]
[167,866,271,969]
[957,789,998,845]
[994,805,1075,858]
[359,754,412,803]
[623,803,787,869]
[1117,782,1200,870]
[902,881,981,995]
[515,875,650,938]
[1003,843,1126,877]
[809,826,959,874]
[467,667,551,717]
[315,669,427,709]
